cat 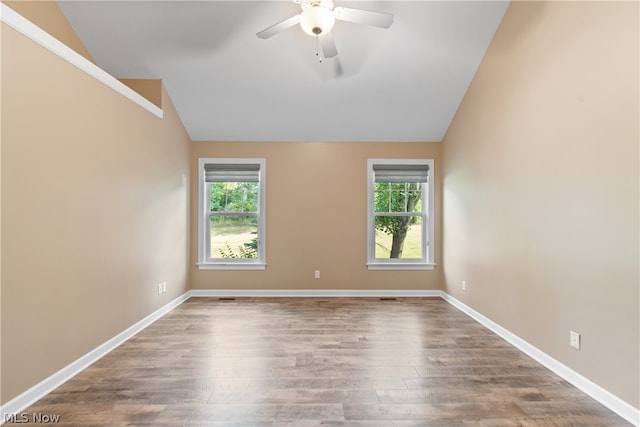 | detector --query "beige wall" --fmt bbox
[442,1,639,408]
[1,21,191,403]
[119,79,163,109]
[190,141,443,291]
